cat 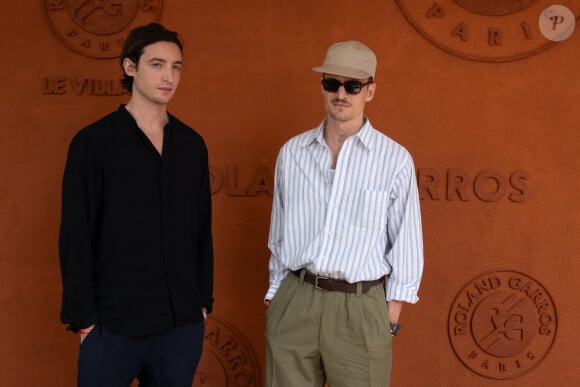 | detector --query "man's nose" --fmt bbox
[162,68,173,83]
[336,85,348,98]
